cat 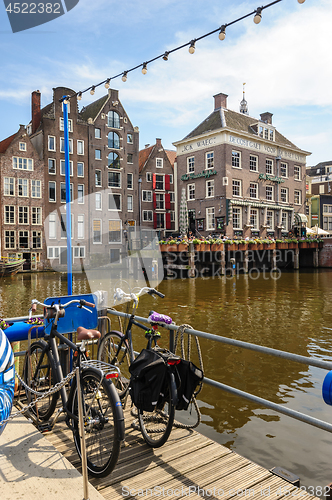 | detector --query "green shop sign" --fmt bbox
[258,173,285,184]
[181,170,217,181]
